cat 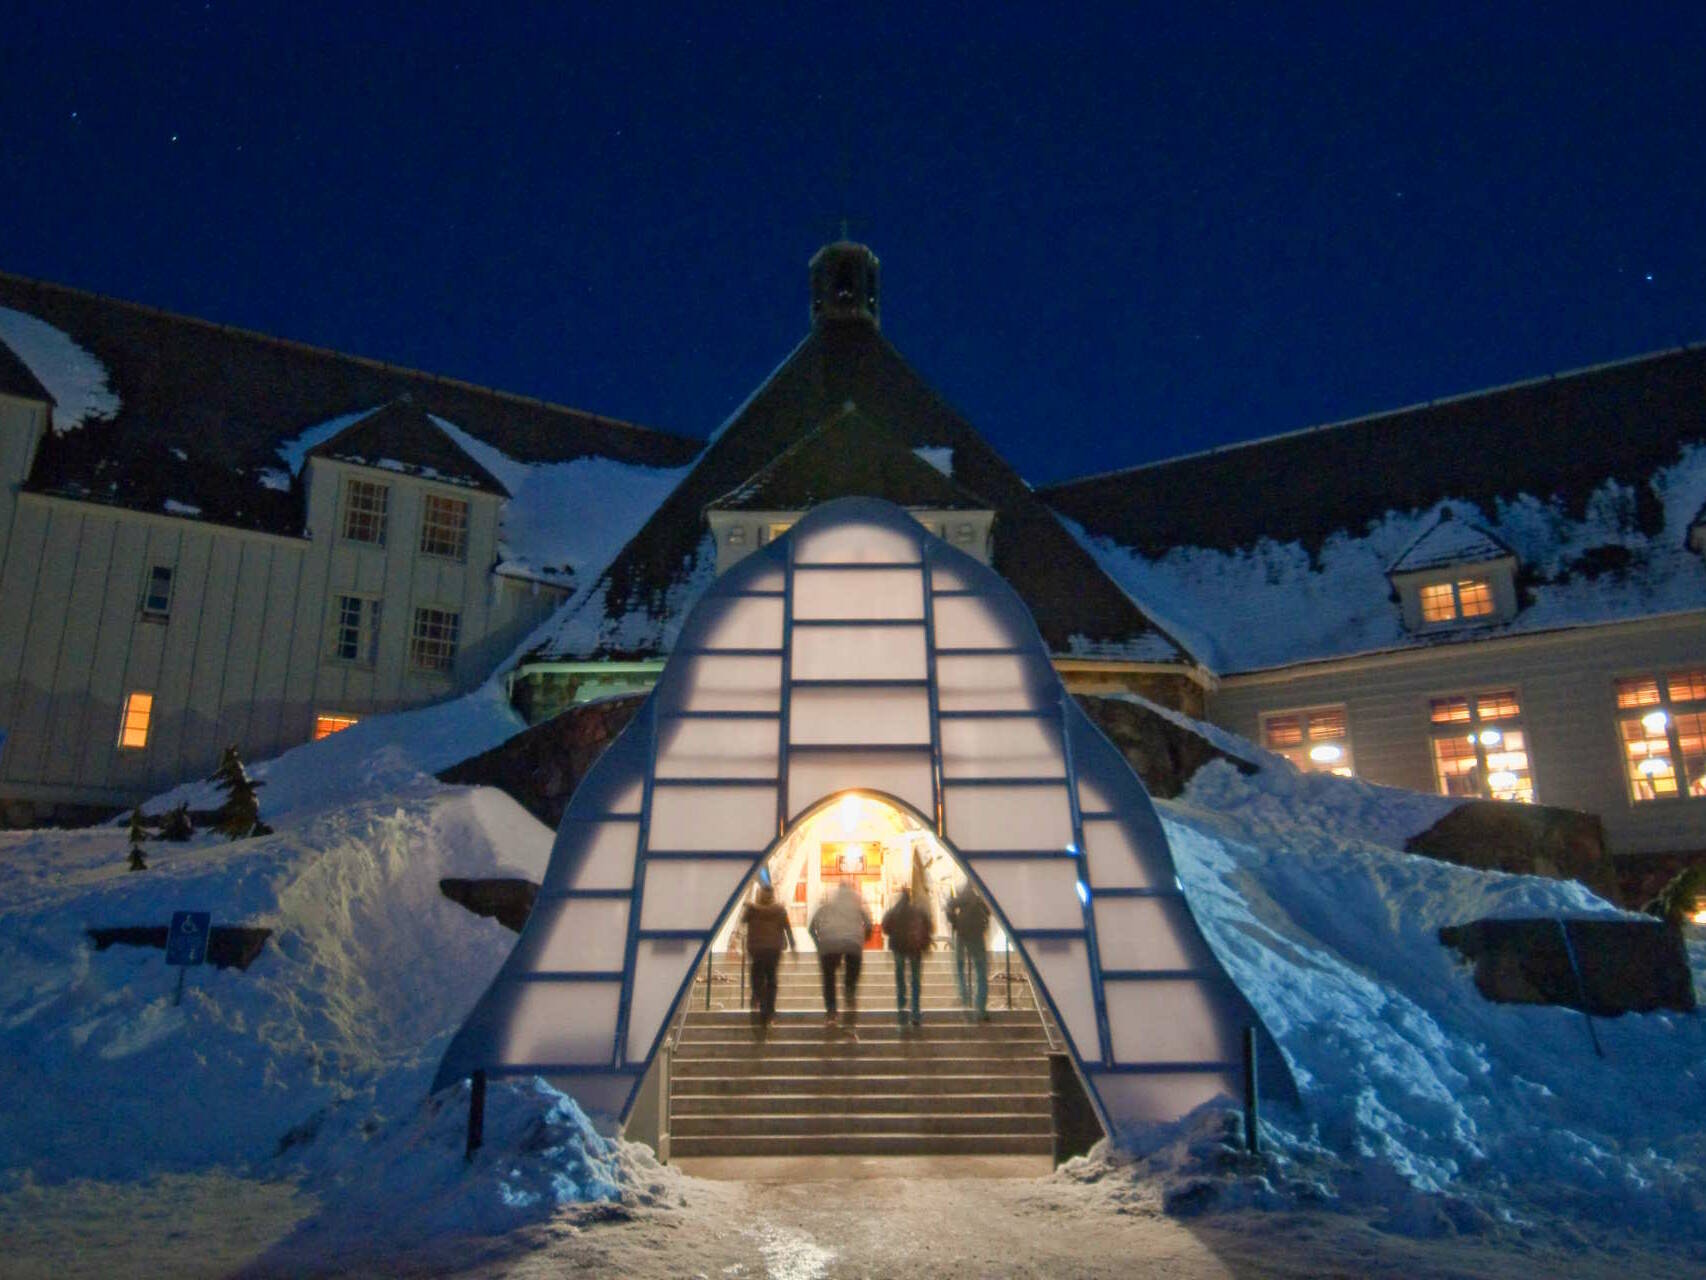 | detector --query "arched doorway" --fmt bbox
[434,498,1294,1138]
